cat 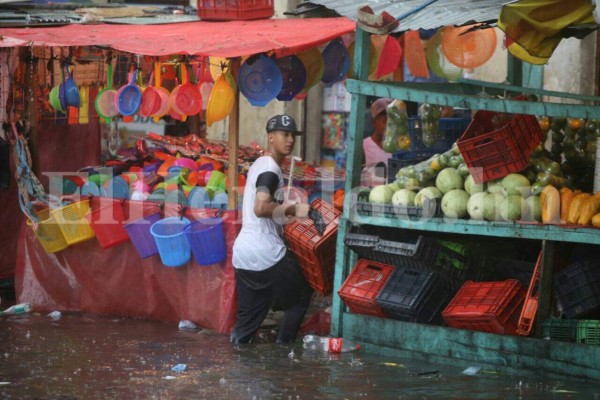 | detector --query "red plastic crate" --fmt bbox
[198,0,274,20]
[457,111,543,184]
[284,198,341,295]
[338,260,395,317]
[442,280,526,335]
